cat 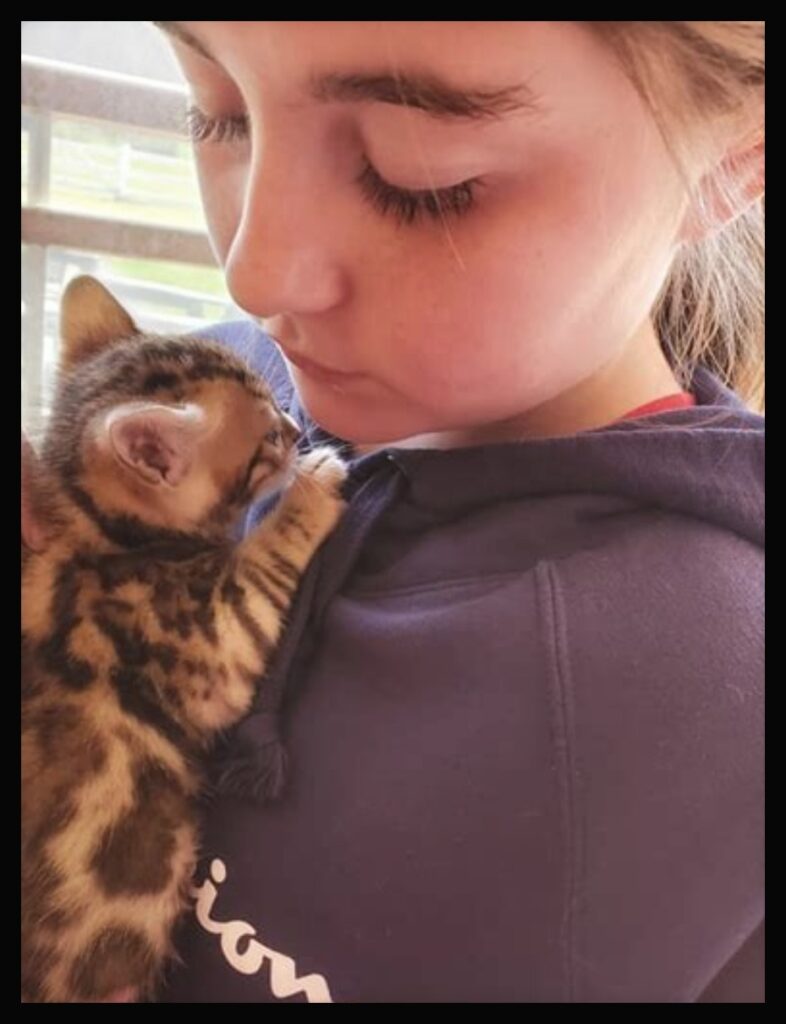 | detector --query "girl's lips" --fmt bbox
[278,346,364,384]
